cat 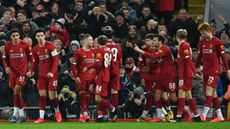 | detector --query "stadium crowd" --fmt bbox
[0,0,230,123]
